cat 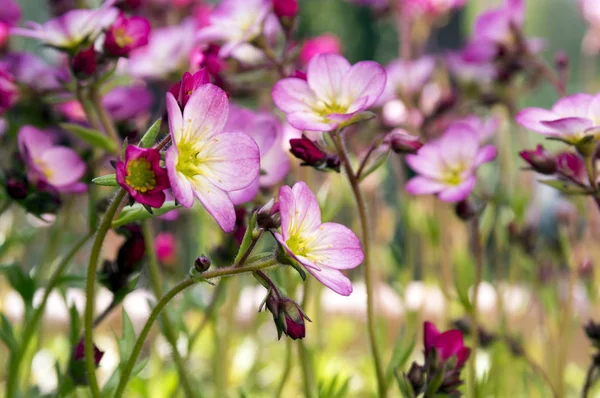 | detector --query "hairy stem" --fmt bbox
[84,189,126,397]
[141,220,195,397]
[330,131,387,397]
